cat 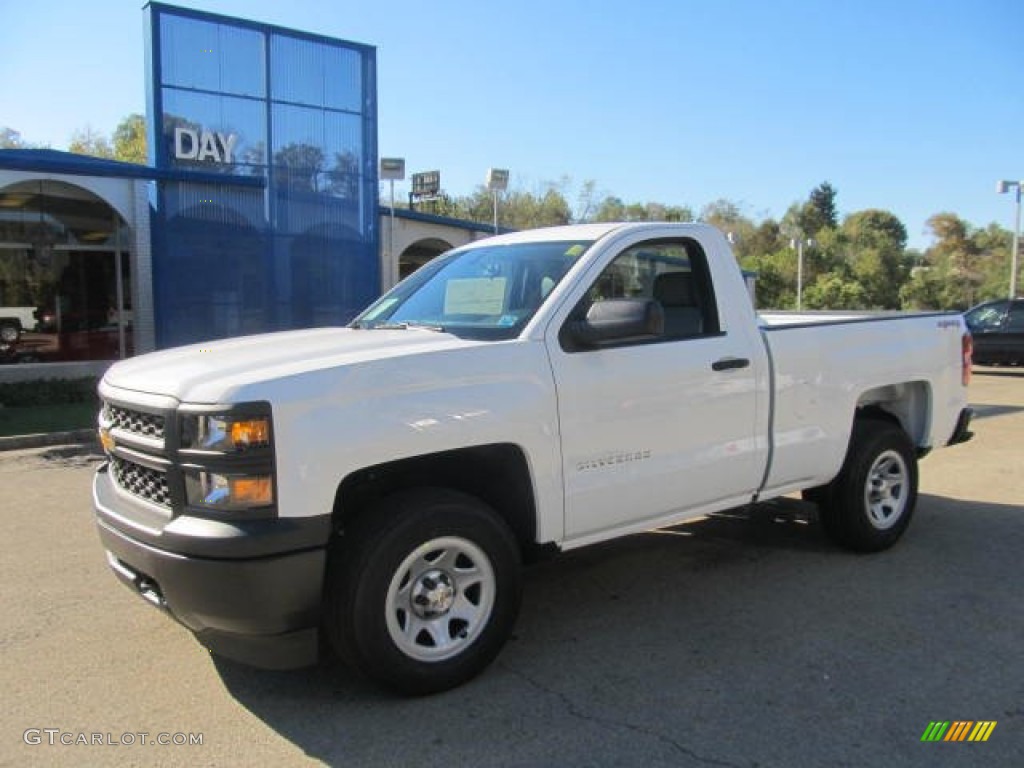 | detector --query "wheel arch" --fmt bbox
[855,380,932,448]
[331,443,539,553]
